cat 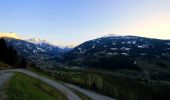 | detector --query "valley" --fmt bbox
[1,0,170,99]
